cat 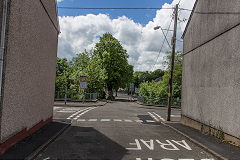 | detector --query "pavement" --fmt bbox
[2,94,239,160]
[0,121,69,160]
